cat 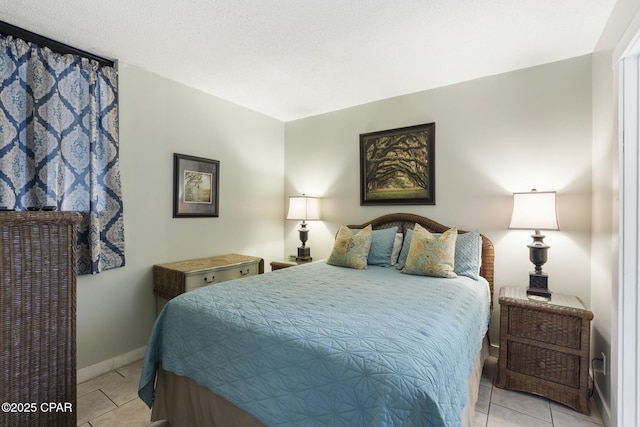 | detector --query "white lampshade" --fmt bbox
[286,195,321,221]
[509,190,559,231]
